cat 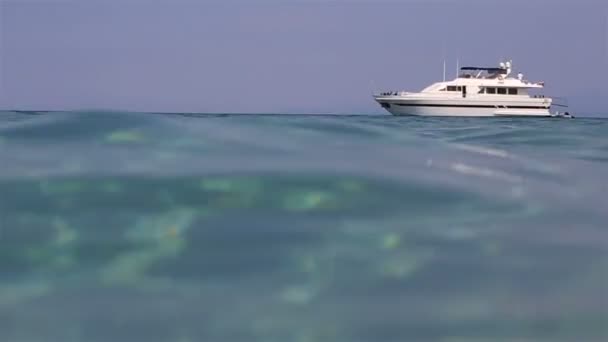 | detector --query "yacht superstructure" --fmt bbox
[373,60,567,117]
